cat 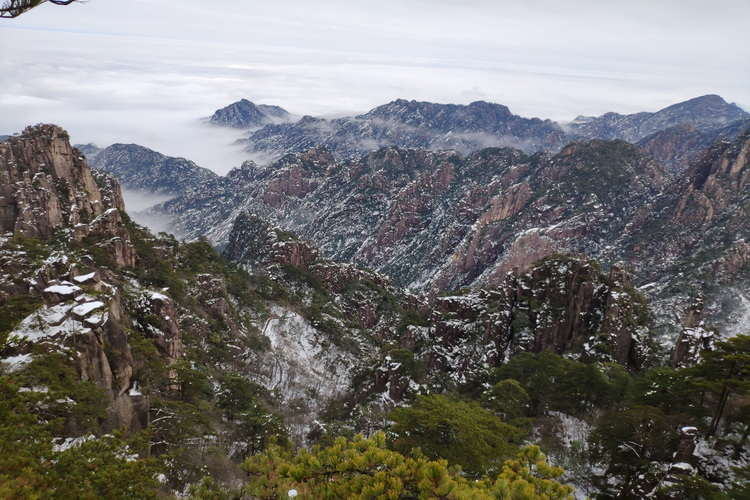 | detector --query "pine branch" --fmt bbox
[1,0,80,18]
